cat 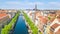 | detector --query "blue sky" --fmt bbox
[0,0,60,9]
